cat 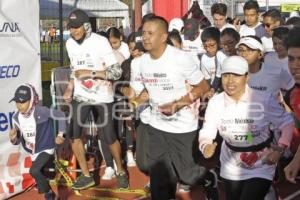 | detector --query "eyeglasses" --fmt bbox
[236,48,256,55]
